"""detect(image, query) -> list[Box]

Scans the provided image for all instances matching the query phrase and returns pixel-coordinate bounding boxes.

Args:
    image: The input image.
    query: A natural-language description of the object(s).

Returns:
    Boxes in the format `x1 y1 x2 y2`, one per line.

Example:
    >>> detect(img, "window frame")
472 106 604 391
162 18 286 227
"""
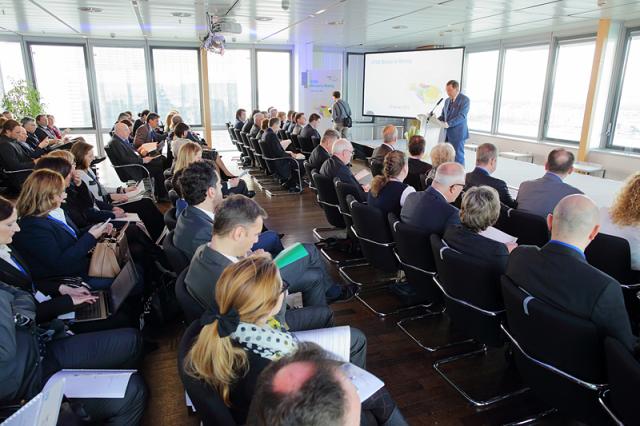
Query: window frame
255 48 294 113
605 27 640 153
541 35 597 145
462 48 500 133
26 41 97 130
149 46 203 127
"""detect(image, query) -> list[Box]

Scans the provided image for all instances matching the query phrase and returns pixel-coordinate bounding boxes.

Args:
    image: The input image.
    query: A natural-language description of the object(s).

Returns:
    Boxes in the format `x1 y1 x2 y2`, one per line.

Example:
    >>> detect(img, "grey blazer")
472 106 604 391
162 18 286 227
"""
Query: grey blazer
516 173 583 217
184 243 231 310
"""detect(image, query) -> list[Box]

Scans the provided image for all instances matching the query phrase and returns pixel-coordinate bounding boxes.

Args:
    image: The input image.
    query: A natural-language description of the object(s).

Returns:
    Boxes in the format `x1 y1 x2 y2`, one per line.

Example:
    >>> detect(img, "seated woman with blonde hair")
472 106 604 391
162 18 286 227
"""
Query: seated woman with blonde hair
600 172 640 271
425 142 456 184
184 255 407 426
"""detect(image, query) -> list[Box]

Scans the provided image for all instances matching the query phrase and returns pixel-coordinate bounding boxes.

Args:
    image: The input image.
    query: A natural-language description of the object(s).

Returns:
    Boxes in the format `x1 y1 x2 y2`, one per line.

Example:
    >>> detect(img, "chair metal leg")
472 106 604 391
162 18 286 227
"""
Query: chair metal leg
502 408 558 426
598 390 623 426
397 307 476 352
155 226 169 245
313 227 346 241
433 345 530 407
340 262 430 317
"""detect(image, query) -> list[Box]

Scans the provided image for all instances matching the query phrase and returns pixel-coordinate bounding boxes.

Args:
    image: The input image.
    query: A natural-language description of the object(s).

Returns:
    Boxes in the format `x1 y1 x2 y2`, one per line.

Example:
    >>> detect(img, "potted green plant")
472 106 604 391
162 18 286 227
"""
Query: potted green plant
1 80 46 120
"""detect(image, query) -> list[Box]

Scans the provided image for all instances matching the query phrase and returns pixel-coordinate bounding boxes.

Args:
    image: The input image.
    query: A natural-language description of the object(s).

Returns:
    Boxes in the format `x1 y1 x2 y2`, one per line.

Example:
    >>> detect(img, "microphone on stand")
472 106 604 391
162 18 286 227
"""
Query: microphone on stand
428 98 444 118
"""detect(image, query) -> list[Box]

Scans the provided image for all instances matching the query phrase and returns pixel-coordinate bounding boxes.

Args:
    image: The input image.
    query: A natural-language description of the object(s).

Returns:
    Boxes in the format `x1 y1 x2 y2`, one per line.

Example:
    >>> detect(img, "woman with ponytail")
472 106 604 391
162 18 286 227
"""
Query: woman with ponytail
184 254 408 426
367 151 415 217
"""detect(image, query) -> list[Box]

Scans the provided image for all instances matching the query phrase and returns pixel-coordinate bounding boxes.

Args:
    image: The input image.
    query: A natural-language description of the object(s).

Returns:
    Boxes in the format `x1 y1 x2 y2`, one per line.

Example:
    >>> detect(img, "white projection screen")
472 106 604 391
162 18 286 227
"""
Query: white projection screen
363 48 464 119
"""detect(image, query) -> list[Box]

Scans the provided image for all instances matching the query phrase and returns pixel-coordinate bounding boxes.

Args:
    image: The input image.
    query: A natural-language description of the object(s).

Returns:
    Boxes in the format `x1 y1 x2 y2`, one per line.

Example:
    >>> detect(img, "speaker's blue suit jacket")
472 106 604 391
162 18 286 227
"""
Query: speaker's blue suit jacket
438 93 470 143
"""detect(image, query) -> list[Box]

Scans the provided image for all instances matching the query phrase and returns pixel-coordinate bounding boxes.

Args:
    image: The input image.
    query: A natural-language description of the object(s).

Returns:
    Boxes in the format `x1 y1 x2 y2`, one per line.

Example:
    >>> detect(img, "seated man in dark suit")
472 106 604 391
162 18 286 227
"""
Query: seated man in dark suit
319 138 368 201
173 160 283 259
465 142 516 208
516 148 583 217
370 124 398 176
400 162 465 235
249 112 265 139
234 108 246 130
262 117 303 191
444 186 517 272
308 129 339 173
404 135 432 191
108 122 168 200
34 114 59 143
505 194 637 351
241 109 259 134
291 112 306 136
300 113 322 140
133 112 166 152
21 117 54 153
185 195 359 324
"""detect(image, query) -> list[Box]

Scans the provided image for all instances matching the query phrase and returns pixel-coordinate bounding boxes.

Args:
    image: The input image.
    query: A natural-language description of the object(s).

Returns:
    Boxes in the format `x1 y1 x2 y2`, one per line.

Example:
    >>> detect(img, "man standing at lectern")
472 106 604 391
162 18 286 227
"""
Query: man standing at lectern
438 80 469 166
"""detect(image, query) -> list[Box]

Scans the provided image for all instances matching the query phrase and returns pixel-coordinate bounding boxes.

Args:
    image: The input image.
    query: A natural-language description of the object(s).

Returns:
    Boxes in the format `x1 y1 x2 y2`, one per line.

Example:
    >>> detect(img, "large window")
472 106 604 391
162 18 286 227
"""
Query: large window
0 41 26 97
152 48 201 126
545 39 595 142
464 50 499 132
611 34 640 150
30 44 93 128
256 51 291 111
208 49 252 126
498 44 549 138
93 47 149 128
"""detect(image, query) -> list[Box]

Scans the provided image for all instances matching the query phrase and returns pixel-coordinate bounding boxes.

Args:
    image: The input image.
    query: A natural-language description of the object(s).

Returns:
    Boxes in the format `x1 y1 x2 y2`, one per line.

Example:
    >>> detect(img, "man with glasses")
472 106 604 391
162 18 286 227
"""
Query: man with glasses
319 138 368 201
400 162 465 235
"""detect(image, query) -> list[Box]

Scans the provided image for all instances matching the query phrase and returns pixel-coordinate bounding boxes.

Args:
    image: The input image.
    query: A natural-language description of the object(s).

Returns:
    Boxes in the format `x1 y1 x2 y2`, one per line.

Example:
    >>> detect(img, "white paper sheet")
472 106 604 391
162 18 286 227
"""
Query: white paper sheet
354 169 372 185
341 363 385 402
479 226 518 244
43 369 135 398
293 153 306 160
57 311 75 320
3 378 64 426
280 139 292 150
293 326 350 362
112 213 141 223
34 291 51 303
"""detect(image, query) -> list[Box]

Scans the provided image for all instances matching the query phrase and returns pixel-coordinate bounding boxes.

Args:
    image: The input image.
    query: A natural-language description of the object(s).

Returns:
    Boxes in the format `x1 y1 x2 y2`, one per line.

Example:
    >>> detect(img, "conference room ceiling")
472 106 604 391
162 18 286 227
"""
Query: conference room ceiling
0 0 639 49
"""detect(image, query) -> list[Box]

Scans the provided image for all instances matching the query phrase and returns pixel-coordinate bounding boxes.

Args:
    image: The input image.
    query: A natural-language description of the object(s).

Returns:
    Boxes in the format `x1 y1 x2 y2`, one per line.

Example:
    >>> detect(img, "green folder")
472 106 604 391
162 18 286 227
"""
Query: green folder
274 243 309 269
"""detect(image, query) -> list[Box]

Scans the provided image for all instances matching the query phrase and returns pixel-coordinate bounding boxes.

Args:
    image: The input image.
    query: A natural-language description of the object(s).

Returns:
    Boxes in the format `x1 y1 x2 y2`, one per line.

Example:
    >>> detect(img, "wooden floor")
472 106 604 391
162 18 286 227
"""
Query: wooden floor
139 159 574 426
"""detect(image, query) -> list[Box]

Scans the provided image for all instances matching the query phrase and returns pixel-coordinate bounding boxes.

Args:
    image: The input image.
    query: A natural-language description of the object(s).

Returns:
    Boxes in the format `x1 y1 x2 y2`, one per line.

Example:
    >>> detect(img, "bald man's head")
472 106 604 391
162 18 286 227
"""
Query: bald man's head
114 122 131 140
548 194 600 249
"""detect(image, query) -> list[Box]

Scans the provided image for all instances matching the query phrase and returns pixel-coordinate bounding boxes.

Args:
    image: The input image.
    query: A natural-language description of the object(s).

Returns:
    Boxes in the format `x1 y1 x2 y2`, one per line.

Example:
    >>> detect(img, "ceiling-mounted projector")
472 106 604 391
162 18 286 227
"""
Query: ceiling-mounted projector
202 13 242 55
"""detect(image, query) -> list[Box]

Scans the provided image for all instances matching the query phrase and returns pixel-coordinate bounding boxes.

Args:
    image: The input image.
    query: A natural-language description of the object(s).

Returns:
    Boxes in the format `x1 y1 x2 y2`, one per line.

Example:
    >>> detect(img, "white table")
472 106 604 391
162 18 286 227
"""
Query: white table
352 139 622 208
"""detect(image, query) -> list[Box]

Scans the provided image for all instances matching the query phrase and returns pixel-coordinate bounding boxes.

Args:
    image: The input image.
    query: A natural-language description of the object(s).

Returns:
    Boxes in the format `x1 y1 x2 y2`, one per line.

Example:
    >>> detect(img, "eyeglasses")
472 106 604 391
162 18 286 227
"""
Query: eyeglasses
449 183 465 191
280 280 290 294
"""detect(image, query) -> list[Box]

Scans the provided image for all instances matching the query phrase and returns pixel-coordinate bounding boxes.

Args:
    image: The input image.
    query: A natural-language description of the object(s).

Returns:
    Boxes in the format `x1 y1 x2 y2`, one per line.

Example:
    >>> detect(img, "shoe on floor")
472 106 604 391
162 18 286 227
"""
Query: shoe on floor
327 284 359 304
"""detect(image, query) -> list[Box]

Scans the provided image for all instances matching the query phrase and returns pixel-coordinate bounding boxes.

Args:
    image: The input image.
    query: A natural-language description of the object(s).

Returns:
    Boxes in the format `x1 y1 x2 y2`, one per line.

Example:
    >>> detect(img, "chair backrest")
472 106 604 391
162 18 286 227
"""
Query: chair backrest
349 195 398 273
585 233 636 285
162 230 190 274
104 145 134 182
257 140 278 176
501 275 607 423
495 208 550 247
289 133 300 150
164 207 178 231
175 269 206 324
177 320 237 426
430 235 504 346
404 172 426 192
389 214 442 304
604 337 640 425
335 180 361 231
297 135 315 155
312 172 345 228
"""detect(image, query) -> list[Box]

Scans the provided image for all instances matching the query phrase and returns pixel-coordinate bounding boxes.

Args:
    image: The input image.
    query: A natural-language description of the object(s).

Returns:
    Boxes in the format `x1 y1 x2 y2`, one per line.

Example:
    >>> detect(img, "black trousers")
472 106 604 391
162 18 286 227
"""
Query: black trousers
144 157 168 198
42 327 146 426
119 197 165 241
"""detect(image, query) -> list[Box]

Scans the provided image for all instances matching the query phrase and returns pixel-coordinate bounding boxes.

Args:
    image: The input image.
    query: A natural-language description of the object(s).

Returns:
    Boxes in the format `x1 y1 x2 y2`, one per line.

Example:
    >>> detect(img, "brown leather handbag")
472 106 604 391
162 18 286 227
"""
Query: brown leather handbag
88 223 130 278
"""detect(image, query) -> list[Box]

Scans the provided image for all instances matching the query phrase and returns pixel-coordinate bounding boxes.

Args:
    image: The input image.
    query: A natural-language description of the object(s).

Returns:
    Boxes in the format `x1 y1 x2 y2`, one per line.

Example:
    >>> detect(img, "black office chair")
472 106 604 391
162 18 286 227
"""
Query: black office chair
585 233 640 332
334 179 362 239
599 337 640 425
175 269 205 324
177 320 237 426
389 214 456 352
239 132 256 167
297 135 315 157
289 133 301 151
258 140 303 197
164 207 178 231
430 235 528 406
104 144 151 184
162 230 190 274
311 171 346 239
501 276 609 424
341 196 426 317
494 208 550 247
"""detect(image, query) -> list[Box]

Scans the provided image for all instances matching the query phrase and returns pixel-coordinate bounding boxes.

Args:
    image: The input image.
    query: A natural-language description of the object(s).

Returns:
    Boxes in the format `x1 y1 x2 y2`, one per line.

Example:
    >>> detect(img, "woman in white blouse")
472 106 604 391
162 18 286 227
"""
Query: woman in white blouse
600 172 640 271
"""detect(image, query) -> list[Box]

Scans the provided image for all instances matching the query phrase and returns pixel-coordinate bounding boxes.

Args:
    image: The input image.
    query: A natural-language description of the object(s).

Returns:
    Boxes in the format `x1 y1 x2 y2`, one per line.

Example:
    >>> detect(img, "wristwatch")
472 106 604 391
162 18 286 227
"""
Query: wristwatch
14 312 32 328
